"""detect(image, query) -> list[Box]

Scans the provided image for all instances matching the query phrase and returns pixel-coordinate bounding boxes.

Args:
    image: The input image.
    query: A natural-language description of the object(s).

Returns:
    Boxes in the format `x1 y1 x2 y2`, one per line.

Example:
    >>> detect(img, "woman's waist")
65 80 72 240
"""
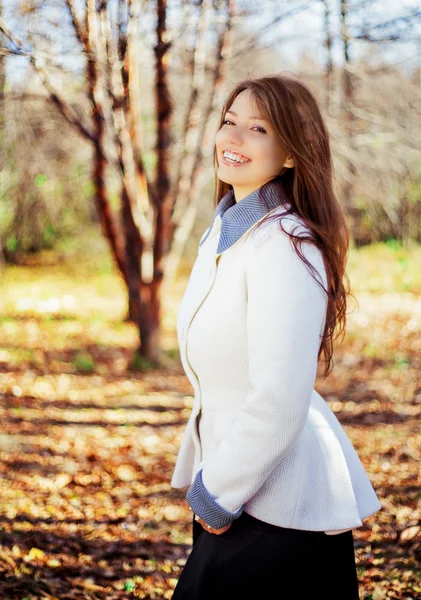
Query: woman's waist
196 390 323 425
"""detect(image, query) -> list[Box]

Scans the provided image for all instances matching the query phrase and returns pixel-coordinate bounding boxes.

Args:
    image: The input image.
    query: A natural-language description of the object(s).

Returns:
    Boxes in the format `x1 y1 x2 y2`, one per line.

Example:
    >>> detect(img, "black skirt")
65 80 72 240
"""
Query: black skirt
171 511 360 600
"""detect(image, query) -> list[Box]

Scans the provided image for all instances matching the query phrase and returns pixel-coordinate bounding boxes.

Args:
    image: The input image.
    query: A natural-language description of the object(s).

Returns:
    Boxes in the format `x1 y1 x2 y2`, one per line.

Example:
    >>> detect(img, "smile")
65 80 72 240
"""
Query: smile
222 150 251 166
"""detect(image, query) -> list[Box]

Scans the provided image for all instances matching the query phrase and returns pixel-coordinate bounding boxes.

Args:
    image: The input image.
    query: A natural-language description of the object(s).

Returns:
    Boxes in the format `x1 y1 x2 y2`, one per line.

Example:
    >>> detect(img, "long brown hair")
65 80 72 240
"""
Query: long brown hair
213 73 354 379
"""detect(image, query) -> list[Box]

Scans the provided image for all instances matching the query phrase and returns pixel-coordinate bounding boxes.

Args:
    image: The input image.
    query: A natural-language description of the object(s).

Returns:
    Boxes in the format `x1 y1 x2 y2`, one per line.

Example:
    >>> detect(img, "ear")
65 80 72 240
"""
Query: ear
283 155 295 168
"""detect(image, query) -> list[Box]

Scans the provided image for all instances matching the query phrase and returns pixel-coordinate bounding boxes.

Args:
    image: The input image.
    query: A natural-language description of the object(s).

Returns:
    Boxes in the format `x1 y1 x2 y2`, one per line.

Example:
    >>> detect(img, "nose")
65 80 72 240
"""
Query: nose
225 127 244 146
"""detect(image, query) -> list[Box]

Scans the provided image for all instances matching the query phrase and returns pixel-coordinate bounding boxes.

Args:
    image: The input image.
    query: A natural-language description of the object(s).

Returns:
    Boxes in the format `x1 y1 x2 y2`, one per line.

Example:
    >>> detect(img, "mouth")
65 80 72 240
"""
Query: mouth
221 149 251 166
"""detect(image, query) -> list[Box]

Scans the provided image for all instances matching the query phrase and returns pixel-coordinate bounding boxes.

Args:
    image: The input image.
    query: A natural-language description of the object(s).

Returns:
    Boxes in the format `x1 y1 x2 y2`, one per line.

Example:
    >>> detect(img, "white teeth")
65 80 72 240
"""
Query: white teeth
223 150 249 164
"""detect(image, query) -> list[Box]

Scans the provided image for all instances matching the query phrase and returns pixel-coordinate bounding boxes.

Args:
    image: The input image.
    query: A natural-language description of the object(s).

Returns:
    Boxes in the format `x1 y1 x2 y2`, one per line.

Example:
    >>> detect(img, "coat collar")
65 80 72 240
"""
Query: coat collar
200 177 290 254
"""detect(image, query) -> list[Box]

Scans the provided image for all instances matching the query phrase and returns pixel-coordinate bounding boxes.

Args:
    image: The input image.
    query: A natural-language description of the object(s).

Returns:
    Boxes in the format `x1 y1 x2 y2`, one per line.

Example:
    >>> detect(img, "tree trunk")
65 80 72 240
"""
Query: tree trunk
0 0 5 267
150 0 173 361
340 0 357 235
85 0 129 281
321 0 333 111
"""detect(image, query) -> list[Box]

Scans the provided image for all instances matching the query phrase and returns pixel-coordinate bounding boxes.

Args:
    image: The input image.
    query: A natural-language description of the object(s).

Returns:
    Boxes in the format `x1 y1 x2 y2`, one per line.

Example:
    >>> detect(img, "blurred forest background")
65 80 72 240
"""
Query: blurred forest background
0 0 421 598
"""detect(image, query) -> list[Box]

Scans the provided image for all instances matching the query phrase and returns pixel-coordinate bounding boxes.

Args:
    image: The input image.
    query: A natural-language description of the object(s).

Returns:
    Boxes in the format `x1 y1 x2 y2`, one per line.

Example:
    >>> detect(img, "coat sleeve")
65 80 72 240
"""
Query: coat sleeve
186 223 328 528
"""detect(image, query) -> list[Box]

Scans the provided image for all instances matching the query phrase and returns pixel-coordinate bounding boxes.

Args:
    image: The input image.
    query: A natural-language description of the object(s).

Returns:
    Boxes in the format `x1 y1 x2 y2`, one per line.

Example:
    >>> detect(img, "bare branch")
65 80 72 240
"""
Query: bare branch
30 55 96 143
229 0 313 61
65 0 88 48
0 16 95 143
0 15 24 48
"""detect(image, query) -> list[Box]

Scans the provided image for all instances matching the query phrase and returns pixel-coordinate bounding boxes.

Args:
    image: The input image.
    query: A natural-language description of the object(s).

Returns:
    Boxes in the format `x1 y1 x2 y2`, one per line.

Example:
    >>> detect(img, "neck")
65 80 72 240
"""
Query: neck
232 177 279 203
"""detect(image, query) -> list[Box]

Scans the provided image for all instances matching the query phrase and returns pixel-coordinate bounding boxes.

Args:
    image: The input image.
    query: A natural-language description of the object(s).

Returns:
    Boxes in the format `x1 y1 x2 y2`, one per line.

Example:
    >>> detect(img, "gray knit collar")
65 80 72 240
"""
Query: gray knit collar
200 177 289 253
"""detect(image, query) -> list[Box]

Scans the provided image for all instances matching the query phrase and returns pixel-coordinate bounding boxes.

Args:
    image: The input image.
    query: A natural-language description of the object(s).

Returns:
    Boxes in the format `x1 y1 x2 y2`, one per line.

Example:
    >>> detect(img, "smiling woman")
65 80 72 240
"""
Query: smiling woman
170 73 381 600
215 90 294 202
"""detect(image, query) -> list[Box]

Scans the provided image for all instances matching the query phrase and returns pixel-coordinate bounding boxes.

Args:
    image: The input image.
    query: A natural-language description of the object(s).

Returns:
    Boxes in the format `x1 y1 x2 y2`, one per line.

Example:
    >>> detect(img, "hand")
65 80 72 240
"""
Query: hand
194 514 232 535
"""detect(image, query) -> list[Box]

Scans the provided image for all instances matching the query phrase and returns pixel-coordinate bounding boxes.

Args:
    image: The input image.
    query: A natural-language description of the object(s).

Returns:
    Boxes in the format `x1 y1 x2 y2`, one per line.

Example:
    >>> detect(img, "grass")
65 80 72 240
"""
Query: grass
347 239 421 295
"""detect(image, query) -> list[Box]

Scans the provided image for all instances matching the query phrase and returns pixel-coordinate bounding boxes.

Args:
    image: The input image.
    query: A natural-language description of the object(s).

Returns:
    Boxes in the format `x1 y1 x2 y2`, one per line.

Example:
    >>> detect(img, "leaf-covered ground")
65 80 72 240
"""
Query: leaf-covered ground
0 237 420 599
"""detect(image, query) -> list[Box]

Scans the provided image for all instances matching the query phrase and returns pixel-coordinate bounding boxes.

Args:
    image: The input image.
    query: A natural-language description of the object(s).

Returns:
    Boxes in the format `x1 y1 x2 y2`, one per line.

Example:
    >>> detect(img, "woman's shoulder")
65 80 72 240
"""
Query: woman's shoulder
245 205 327 286
246 204 315 252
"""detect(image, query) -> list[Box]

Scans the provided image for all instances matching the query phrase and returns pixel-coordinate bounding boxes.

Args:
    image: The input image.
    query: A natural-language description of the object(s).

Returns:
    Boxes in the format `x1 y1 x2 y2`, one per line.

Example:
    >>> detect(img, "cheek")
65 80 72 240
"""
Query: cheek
254 141 277 163
263 143 286 168
274 142 288 164
215 129 225 150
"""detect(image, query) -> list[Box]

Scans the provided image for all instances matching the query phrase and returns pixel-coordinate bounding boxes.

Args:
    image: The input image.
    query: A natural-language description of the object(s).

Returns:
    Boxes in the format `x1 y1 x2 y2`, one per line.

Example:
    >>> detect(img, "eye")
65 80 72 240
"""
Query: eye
222 119 266 134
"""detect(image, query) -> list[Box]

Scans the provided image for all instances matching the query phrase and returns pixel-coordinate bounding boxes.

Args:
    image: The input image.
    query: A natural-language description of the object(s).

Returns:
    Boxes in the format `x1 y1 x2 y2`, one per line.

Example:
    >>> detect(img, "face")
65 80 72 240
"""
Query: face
215 89 293 202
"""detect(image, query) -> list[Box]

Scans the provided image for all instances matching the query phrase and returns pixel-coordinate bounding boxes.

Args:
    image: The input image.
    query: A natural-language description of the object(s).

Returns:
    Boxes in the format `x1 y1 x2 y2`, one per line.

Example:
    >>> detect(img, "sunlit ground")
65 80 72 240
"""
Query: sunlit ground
0 230 420 599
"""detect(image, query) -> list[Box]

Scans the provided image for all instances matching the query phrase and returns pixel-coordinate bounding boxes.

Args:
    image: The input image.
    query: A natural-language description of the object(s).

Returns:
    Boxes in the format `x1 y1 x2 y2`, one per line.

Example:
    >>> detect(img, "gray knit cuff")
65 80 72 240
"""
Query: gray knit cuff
186 469 244 529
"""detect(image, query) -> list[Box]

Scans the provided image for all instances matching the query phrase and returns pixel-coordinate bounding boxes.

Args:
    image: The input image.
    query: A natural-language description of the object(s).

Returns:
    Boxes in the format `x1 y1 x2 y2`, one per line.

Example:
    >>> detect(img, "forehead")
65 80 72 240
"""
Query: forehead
227 90 267 120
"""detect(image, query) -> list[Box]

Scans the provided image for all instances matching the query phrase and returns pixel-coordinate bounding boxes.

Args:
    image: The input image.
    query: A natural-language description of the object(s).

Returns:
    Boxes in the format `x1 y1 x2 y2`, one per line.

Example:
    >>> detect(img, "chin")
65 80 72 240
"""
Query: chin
216 168 234 185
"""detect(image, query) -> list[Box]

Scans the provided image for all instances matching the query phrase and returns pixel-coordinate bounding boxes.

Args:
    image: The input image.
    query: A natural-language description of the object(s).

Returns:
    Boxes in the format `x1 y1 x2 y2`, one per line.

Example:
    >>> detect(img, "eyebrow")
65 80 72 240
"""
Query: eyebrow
226 109 267 121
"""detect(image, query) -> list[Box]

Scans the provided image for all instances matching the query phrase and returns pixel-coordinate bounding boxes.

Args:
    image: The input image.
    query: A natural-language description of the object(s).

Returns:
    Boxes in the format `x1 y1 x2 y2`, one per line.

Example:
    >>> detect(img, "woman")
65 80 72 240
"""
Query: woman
170 74 382 599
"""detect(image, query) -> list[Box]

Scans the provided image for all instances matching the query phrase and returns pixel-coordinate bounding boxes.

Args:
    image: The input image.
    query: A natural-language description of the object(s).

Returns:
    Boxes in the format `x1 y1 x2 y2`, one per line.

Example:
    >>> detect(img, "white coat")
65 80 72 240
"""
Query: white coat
171 178 382 532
